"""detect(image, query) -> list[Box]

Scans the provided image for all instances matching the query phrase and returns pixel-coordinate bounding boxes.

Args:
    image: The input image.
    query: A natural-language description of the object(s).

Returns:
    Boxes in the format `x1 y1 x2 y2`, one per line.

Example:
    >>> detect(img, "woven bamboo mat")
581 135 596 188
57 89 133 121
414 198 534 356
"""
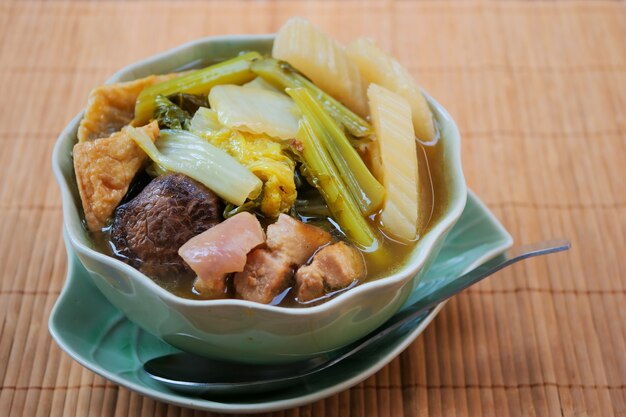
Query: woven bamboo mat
0 0 625 416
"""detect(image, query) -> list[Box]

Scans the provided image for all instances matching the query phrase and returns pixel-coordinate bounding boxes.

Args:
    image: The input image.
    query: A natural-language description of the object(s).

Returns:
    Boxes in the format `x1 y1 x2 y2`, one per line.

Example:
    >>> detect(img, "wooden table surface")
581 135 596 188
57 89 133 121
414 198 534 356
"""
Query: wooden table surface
0 1 624 416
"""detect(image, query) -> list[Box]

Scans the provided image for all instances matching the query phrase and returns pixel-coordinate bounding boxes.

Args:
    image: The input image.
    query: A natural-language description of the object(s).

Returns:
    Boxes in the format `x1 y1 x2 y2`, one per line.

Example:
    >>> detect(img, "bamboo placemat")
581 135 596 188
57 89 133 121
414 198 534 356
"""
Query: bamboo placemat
0 0 624 416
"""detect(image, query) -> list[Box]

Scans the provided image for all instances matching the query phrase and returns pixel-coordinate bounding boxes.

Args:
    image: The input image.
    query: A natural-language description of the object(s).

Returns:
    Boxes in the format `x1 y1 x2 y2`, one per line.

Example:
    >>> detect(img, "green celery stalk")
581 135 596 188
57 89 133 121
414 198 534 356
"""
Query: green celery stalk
134 52 261 126
296 117 378 250
251 58 373 138
287 88 385 215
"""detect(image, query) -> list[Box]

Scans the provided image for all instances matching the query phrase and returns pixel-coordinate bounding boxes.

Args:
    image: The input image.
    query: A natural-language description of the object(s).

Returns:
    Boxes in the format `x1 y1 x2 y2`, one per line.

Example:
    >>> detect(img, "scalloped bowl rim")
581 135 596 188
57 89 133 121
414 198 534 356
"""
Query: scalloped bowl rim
52 33 467 317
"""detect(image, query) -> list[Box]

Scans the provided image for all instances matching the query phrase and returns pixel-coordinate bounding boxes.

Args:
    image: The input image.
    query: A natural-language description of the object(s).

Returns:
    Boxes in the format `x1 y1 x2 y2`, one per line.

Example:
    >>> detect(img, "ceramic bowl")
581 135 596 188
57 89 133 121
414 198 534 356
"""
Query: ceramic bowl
52 34 467 364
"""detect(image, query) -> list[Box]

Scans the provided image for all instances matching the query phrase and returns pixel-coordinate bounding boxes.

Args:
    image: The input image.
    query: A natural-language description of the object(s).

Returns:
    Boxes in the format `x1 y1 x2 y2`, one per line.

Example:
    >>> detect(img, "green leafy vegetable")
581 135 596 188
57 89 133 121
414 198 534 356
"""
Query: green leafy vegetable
153 95 190 130
286 87 384 216
223 199 262 219
125 126 262 206
168 93 208 115
134 52 261 125
251 58 373 138
289 189 343 237
287 88 379 250
291 188 331 219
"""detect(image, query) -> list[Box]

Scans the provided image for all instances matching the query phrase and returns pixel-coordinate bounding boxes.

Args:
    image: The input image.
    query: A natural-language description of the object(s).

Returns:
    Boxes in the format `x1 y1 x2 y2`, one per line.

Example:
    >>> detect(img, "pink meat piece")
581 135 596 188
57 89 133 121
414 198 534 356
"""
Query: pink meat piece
234 215 334 304
266 214 332 266
295 241 366 302
178 212 265 298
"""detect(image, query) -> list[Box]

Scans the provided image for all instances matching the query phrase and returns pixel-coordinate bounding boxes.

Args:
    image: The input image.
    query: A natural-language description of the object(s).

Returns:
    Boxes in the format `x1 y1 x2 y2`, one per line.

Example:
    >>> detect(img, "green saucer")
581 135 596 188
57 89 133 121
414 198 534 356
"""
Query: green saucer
49 191 512 414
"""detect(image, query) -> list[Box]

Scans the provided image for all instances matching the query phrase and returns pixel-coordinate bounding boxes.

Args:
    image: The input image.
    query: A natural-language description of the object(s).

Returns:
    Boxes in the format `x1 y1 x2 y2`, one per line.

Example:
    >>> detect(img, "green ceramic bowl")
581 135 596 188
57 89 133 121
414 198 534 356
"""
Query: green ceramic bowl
52 35 467 364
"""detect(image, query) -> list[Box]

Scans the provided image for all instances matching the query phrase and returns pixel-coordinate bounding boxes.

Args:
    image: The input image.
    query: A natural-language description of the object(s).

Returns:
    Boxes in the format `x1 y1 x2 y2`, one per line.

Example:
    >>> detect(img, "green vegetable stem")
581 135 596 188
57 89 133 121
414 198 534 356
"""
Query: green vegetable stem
287 88 380 250
251 58 373 138
134 52 261 125
287 87 384 216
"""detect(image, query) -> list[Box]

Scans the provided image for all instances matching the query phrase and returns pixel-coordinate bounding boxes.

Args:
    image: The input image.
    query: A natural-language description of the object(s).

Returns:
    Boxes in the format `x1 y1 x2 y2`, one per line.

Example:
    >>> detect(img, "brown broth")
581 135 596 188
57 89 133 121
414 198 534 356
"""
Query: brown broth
270 136 447 307
351 138 447 282
89 57 448 307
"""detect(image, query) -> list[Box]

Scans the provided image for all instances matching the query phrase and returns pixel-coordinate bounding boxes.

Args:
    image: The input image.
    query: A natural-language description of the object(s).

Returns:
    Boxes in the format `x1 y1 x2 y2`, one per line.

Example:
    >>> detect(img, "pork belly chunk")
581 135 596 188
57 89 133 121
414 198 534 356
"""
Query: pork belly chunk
233 249 294 304
234 215 333 304
266 214 332 266
295 242 366 302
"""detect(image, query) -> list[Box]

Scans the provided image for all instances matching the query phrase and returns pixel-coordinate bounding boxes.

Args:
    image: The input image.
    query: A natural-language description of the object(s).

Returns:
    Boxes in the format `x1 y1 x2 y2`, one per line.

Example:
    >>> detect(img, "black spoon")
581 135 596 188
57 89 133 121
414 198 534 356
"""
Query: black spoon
144 239 570 396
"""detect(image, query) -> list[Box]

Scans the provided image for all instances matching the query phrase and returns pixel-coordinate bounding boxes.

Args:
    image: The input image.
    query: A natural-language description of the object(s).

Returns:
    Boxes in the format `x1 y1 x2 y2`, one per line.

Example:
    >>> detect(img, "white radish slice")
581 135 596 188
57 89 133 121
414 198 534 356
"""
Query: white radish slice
347 37 435 142
368 84 419 241
272 17 369 117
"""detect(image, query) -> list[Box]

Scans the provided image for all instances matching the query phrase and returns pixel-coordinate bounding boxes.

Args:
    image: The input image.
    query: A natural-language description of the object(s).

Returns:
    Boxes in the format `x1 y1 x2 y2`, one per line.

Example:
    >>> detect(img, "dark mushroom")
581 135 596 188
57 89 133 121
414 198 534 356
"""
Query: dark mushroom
110 173 222 279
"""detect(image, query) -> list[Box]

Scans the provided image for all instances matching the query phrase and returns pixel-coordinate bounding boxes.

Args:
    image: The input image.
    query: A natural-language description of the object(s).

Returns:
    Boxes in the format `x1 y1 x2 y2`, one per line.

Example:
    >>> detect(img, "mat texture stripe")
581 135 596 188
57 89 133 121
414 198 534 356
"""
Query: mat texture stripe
0 1 624 416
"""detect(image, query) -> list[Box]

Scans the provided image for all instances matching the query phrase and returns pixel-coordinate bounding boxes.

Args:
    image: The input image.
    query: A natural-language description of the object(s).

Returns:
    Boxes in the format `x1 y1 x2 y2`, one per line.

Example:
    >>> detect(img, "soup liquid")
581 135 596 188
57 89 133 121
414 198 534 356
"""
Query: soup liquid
280 137 447 307
95 134 447 306
91 61 448 306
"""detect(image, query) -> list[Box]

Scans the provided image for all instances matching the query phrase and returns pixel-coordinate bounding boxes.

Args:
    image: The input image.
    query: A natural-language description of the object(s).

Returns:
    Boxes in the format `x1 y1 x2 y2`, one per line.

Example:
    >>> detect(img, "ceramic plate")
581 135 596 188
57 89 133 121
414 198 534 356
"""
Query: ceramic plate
49 191 512 414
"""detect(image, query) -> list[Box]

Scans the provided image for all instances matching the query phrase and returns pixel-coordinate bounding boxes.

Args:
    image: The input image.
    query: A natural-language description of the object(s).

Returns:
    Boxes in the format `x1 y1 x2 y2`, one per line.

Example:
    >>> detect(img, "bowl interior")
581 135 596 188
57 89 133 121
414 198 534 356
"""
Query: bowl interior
53 35 467 312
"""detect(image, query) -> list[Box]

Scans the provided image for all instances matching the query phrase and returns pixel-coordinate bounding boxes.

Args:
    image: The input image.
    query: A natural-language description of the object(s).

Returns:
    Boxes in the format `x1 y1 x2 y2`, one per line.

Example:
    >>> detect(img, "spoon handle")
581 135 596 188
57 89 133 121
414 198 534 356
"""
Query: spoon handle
320 239 571 371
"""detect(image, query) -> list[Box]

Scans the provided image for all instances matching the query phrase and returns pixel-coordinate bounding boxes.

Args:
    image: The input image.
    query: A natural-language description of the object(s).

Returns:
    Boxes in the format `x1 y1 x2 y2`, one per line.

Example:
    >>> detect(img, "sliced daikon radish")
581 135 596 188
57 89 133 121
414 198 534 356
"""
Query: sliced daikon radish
272 17 369 117
368 84 419 241
347 38 435 141
208 84 300 140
